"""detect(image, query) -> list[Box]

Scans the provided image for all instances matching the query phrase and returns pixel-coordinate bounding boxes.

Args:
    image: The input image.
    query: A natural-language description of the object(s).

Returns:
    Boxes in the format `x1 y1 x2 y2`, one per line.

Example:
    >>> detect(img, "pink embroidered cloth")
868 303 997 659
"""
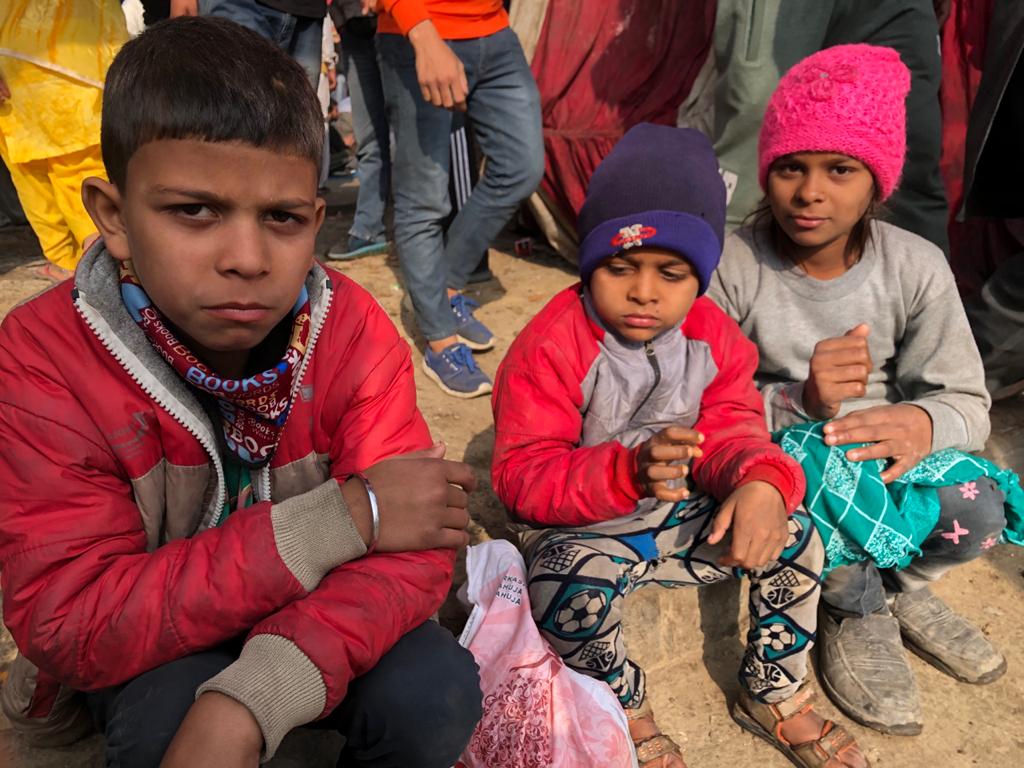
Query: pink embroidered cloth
455 540 636 768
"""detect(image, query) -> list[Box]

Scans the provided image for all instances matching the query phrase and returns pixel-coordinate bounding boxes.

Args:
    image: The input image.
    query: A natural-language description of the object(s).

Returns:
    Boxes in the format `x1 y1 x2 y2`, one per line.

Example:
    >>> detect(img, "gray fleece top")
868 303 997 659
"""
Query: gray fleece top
707 220 991 452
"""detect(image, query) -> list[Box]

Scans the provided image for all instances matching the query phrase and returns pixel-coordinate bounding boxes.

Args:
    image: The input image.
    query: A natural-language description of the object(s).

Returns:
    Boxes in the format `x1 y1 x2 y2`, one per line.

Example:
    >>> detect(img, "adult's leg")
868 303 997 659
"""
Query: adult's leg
2 154 77 272
885 477 1007 683
86 647 237 768
342 27 390 244
282 15 325 91
375 33 456 343
46 145 107 264
965 252 1024 399
443 28 544 291
199 0 319 88
325 621 481 768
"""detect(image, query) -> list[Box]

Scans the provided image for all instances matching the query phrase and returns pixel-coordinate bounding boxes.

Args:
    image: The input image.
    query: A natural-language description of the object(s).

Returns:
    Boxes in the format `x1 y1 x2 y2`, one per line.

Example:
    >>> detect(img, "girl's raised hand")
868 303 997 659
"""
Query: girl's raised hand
802 324 872 420
823 403 933 482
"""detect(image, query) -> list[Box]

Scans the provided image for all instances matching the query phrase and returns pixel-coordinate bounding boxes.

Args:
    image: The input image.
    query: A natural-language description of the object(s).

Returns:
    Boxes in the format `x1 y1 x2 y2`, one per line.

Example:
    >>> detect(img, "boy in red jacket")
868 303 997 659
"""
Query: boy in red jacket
0 17 480 768
491 125 867 768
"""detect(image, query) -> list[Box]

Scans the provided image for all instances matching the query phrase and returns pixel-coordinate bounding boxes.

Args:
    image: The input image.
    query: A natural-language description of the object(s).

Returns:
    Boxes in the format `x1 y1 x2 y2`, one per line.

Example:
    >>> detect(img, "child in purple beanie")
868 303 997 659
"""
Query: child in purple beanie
492 124 867 768
710 43 1011 739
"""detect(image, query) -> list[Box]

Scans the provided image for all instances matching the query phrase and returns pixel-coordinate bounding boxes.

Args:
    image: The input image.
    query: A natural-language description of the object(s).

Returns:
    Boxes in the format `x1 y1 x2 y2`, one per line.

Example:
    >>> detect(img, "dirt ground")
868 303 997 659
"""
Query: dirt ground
0 195 1023 767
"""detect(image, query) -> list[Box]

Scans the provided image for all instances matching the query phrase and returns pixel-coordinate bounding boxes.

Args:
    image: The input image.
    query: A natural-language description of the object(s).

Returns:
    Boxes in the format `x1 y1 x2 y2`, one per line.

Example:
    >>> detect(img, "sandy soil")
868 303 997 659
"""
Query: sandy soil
0 204 1022 767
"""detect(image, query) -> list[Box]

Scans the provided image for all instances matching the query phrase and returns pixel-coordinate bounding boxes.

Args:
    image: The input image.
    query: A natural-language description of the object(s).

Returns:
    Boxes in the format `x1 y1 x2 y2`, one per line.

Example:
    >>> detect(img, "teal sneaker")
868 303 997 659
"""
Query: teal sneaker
326 236 389 261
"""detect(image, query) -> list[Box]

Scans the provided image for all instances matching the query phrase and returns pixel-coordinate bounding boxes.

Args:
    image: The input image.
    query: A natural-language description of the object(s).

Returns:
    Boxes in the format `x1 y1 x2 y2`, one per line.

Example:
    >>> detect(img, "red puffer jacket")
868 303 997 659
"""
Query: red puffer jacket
0 246 451 754
492 285 805 527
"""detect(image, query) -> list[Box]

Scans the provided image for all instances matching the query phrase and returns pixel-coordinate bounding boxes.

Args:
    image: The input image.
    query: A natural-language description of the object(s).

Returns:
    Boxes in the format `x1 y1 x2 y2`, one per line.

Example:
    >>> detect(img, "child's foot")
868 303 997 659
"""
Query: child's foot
422 342 492 398
450 293 495 351
624 701 686 767
818 611 923 735
889 587 1006 684
732 687 868 768
325 235 389 261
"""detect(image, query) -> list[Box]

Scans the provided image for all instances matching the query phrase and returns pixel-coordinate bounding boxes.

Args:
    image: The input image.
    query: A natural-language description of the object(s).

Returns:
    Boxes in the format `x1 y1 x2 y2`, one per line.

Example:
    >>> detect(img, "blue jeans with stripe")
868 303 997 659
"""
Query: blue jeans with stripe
376 28 543 341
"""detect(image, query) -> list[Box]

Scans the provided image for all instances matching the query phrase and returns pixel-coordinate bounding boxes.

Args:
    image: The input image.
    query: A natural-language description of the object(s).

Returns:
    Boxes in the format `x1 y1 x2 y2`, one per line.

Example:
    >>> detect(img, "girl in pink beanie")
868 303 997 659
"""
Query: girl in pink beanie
711 42 1013 748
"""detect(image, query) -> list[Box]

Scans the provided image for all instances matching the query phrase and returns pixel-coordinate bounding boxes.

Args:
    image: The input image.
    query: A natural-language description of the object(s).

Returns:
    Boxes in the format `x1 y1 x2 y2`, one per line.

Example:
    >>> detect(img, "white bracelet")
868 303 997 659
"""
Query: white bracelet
354 473 380 554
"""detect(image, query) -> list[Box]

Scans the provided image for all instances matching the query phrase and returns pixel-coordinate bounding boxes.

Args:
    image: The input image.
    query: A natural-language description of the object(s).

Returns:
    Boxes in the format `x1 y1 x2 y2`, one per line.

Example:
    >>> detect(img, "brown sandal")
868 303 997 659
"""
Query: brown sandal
731 687 868 768
625 700 687 768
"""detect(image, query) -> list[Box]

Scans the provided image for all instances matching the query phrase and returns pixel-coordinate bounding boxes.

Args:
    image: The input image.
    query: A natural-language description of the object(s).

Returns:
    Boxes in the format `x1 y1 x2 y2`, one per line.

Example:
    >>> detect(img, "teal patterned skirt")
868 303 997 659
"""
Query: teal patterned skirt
774 422 1024 573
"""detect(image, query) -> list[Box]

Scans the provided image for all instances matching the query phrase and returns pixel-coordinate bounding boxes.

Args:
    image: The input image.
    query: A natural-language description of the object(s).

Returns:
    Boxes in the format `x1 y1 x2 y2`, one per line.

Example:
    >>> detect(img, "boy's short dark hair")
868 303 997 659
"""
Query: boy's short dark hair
102 16 323 188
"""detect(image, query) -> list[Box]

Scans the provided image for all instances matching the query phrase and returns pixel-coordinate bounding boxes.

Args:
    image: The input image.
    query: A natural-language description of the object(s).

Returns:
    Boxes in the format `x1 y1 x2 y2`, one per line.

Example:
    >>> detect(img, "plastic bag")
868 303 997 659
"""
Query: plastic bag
455 540 636 768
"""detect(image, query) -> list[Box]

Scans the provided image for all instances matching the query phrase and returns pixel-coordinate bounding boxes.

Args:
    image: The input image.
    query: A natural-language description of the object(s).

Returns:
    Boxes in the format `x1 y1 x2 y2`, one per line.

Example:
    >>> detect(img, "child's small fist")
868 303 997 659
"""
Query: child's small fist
636 426 704 502
803 324 872 420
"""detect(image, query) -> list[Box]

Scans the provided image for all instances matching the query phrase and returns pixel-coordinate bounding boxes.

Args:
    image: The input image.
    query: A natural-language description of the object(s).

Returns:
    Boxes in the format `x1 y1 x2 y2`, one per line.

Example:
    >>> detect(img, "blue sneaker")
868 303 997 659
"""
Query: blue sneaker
450 293 495 351
325 236 389 261
422 342 493 398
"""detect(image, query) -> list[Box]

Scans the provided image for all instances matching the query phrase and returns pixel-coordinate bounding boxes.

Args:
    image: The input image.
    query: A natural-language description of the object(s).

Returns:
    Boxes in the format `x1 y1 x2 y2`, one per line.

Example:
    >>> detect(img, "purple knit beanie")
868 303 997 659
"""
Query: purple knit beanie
759 44 911 201
577 124 726 295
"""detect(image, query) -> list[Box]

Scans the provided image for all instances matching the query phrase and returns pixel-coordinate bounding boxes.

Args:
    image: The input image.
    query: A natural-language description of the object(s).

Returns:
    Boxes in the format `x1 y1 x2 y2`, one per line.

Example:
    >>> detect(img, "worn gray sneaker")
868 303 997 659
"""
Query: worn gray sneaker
890 587 1007 684
818 611 924 735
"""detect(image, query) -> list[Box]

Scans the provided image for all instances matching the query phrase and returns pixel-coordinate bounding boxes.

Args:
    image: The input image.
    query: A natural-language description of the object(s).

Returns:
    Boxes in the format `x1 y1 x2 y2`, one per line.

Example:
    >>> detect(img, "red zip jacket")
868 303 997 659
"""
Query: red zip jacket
0 245 452 756
492 285 804 527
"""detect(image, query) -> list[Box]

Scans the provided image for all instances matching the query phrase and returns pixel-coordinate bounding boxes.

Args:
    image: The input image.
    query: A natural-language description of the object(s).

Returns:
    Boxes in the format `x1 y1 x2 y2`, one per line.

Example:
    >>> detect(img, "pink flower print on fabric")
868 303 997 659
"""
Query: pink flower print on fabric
959 481 980 500
803 62 859 101
941 520 970 545
981 536 998 551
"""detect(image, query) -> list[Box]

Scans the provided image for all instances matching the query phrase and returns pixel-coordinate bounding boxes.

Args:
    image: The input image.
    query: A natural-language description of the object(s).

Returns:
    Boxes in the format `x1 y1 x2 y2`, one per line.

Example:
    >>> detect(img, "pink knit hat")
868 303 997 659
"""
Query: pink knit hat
758 44 911 201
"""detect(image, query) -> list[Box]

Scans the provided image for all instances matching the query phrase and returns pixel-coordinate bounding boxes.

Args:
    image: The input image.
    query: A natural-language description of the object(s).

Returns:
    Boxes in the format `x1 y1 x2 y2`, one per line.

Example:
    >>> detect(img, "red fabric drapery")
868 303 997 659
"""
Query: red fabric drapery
530 0 716 231
939 0 1024 296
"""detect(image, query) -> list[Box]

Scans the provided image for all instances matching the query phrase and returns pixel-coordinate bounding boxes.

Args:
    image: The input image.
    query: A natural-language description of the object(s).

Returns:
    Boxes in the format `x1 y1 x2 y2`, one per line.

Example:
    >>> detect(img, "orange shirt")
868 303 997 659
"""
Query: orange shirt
377 0 508 40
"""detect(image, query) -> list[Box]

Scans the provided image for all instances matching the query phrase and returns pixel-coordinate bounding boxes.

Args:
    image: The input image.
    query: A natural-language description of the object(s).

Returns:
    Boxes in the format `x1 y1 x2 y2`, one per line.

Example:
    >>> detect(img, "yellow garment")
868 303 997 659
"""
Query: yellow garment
0 137 105 271
0 1 126 269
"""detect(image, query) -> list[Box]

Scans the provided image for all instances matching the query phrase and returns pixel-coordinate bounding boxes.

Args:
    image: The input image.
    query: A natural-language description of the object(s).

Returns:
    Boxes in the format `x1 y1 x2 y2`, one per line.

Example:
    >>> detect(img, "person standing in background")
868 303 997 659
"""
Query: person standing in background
0 0 127 282
326 0 392 261
373 0 544 398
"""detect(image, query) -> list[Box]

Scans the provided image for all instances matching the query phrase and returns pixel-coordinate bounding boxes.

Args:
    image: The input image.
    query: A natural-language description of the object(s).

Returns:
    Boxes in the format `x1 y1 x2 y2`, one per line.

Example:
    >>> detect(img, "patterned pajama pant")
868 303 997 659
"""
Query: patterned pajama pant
523 494 824 708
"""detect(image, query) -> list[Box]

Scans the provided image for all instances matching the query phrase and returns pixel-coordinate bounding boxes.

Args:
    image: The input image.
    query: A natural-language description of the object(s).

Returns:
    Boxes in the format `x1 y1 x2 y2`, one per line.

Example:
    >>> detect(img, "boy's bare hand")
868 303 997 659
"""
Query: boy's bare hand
803 324 872 420
160 692 261 768
408 21 468 111
341 442 475 552
636 426 704 502
823 403 933 483
707 481 788 570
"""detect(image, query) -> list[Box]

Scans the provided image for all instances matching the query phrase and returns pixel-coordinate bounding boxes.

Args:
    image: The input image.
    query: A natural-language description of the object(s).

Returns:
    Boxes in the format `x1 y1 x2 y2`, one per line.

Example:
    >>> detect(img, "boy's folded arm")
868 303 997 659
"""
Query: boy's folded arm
492 362 643 526
0 406 367 692
196 547 454 760
687 309 805 512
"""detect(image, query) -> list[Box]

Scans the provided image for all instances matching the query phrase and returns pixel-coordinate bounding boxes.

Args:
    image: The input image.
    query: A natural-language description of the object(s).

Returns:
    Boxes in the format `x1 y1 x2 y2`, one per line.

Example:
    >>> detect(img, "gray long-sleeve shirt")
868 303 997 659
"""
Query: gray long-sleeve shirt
707 221 991 452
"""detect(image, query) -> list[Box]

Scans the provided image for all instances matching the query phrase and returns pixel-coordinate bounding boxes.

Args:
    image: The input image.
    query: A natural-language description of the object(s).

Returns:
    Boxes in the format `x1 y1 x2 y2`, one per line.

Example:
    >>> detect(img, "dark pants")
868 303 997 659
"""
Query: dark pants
822 477 1007 617
86 622 482 768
